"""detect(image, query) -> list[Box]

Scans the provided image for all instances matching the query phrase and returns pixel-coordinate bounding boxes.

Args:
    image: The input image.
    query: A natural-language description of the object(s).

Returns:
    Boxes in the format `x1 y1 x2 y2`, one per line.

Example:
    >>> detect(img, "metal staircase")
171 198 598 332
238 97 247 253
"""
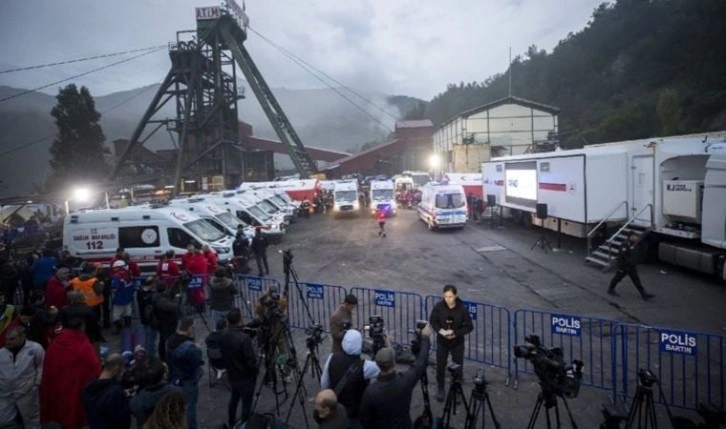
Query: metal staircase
585 203 653 269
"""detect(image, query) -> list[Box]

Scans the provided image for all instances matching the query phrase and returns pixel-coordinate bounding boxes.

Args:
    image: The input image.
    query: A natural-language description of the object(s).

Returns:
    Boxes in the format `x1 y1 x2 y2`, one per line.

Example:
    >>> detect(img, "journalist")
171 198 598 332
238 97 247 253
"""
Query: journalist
329 294 357 354
428 284 473 402
220 308 258 428
359 323 432 429
321 329 381 427
255 285 291 381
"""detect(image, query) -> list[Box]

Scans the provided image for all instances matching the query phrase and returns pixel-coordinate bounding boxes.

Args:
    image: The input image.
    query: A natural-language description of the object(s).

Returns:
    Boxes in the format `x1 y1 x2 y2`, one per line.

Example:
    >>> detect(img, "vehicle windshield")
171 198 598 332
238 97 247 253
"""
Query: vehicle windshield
372 189 393 201
184 219 225 242
217 211 246 228
258 199 278 215
248 205 271 221
203 218 231 235
411 174 429 187
270 195 289 207
335 190 358 202
435 193 465 209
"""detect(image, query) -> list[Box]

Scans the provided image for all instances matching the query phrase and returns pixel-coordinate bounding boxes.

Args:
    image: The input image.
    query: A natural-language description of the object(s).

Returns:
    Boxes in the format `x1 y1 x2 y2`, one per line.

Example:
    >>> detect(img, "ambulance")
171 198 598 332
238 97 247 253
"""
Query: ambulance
167 198 256 240
332 180 360 215
369 180 397 216
62 206 235 270
417 182 468 230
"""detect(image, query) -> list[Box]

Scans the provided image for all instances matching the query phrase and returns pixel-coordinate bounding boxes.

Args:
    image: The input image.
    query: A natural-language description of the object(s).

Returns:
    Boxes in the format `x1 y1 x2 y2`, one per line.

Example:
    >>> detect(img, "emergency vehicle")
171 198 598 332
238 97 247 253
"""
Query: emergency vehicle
62 206 234 271
167 198 255 239
369 180 396 216
418 182 468 230
205 192 286 239
332 180 360 215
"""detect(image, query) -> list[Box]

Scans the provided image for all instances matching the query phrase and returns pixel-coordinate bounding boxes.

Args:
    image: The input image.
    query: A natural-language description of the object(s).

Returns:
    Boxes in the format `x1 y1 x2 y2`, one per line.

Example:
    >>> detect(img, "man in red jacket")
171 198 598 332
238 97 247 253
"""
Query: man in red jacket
40 320 100 428
185 248 208 310
157 250 181 286
202 244 218 274
45 267 70 310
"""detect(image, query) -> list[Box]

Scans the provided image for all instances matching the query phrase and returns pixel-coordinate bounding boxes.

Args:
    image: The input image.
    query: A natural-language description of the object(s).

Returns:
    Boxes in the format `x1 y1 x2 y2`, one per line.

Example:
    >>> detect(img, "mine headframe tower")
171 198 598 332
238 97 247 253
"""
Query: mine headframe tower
110 2 318 194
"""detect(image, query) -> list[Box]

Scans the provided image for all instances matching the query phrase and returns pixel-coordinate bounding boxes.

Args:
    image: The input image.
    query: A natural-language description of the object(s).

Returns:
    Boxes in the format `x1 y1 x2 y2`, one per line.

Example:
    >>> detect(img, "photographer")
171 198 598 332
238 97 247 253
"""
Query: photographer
428 284 473 402
254 285 291 379
219 308 258 428
329 294 357 354
321 329 381 428
359 323 432 429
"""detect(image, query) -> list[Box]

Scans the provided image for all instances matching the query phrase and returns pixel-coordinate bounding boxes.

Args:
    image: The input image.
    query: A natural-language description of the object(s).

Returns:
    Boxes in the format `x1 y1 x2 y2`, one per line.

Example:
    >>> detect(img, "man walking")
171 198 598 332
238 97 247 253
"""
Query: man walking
359 324 432 429
608 232 656 300
219 308 258 428
0 326 44 429
251 228 270 277
376 207 387 238
428 284 473 402
166 317 203 429
329 294 357 354
83 353 132 429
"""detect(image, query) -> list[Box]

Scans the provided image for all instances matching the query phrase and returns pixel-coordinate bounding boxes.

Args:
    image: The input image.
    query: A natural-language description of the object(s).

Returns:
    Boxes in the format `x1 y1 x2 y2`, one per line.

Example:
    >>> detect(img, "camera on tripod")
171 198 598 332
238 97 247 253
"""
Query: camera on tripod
364 315 386 354
411 320 428 354
281 248 293 273
638 368 658 388
473 367 488 389
514 334 584 399
305 324 325 349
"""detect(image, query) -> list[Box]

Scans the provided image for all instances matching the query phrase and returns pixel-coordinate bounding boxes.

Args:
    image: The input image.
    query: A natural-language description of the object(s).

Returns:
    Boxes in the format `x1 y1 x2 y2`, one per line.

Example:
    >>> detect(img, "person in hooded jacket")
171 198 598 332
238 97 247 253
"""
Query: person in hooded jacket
40 319 100 429
30 249 56 293
428 284 473 402
110 260 135 335
83 353 131 429
129 360 185 429
320 329 381 427
208 267 236 325
45 267 70 310
165 317 203 429
0 325 44 429
184 248 208 311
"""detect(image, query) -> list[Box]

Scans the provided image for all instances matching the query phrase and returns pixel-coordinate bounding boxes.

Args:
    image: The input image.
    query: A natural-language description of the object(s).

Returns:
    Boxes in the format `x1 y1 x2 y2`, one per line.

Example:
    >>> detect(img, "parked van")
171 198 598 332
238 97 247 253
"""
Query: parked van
332 180 360 215
235 191 288 225
246 189 296 222
206 192 285 239
168 198 256 239
418 183 468 230
63 206 234 270
369 180 396 216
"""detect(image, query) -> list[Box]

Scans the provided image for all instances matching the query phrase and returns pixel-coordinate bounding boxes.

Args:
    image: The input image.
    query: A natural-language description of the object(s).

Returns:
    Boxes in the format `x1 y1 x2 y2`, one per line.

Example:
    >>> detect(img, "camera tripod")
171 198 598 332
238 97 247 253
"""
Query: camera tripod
531 233 553 252
527 383 578 429
465 379 501 429
285 334 324 425
441 369 471 429
283 249 316 326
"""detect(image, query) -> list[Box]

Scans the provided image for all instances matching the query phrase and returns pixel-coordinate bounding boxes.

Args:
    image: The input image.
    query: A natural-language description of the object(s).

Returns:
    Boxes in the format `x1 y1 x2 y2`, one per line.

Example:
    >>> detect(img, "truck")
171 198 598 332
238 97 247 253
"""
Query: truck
481 132 726 280
332 180 360 215
369 180 397 217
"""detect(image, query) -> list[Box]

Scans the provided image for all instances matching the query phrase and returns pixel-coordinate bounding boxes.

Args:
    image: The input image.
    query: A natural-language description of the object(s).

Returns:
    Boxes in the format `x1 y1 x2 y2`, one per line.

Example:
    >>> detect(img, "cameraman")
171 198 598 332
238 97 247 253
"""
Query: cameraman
428 284 473 402
220 308 258 428
359 323 432 429
329 294 357 354
321 329 381 428
254 285 291 379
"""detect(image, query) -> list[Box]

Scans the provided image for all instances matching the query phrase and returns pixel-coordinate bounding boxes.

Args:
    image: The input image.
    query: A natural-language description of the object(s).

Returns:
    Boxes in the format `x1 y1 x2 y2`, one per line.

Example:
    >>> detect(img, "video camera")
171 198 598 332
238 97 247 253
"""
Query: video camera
637 368 658 388
410 320 428 355
514 335 584 398
365 315 386 355
281 249 293 274
305 324 325 349
260 293 283 321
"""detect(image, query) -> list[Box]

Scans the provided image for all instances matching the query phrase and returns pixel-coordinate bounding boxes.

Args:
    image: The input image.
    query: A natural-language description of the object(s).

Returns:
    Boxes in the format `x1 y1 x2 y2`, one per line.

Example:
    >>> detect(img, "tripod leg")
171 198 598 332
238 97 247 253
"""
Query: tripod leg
484 392 501 429
526 396 544 429
560 397 578 429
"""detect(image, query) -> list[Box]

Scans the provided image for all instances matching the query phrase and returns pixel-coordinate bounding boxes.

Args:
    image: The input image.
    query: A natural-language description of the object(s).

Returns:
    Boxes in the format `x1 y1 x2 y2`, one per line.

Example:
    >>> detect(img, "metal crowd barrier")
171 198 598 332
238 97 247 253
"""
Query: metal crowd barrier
287 282 347 330
425 295 511 375
235 275 282 322
513 308 619 395
614 323 725 410
350 287 425 346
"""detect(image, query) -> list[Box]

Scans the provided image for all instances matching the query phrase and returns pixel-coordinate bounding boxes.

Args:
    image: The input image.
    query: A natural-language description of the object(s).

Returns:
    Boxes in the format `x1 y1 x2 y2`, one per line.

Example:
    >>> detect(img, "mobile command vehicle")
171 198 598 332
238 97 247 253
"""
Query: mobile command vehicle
482 132 726 280
167 198 255 239
444 173 483 199
63 206 234 271
418 183 468 230
332 180 360 215
205 192 285 240
369 180 396 216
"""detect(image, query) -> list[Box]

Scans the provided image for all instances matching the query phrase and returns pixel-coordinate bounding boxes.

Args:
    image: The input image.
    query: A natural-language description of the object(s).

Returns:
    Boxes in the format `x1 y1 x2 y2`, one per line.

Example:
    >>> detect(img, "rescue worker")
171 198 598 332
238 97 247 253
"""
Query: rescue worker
608 232 656 300
156 250 180 287
376 207 387 238
69 264 104 340
110 260 135 335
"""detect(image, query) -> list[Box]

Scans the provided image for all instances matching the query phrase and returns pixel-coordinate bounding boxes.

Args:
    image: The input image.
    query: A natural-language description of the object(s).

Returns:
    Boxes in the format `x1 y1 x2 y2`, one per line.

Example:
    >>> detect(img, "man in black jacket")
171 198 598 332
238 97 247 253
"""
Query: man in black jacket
250 228 269 277
152 282 181 361
83 353 132 429
359 323 432 429
608 232 656 300
219 308 258 428
428 284 473 402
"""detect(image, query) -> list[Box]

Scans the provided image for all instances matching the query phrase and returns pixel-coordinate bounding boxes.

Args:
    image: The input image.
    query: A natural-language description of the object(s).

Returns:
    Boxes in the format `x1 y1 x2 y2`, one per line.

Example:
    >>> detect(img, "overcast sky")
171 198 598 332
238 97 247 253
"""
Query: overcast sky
0 0 604 101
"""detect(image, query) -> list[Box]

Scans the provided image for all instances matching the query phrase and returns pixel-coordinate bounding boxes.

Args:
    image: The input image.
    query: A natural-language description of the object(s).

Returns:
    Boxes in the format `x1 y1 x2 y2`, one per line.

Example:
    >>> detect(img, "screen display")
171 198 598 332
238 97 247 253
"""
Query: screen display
505 169 537 201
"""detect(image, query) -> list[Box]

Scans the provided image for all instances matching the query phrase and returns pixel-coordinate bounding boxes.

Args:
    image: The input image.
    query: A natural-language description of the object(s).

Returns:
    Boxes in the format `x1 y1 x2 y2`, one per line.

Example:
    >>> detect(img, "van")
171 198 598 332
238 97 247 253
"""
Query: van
205 193 285 239
369 180 396 216
63 206 234 270
235 191 288 225
332 180 360 215
167 198 256 240
245 189 296 222
418 183 468 230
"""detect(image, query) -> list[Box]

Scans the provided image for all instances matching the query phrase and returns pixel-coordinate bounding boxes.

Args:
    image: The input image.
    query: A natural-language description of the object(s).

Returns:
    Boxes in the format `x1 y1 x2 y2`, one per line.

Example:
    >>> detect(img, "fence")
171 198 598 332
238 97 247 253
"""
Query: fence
287 282 347 330
350 287 425 346
236 275 282 321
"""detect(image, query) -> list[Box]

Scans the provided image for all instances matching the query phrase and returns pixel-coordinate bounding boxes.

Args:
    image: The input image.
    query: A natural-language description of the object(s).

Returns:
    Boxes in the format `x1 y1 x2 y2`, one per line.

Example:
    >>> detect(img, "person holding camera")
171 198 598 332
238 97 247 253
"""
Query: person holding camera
321 329 381 428
359 323 432 429
428 284 473 402
220 308 258 428
329 294 357 354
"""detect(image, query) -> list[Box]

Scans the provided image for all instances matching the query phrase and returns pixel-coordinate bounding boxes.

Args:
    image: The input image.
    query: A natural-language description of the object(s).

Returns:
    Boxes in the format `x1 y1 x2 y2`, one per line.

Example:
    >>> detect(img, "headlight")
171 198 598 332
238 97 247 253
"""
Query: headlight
391 202 397 210
213 246 230 254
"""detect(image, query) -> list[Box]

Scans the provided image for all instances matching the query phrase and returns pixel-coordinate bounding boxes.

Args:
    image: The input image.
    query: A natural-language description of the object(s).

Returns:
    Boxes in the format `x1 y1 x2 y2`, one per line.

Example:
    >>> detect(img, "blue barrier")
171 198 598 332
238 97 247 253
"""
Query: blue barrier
350 287 425 346
425 295 511 375
615 323 725 410
236 275 282 322
513 308 619 395
287 282 348 330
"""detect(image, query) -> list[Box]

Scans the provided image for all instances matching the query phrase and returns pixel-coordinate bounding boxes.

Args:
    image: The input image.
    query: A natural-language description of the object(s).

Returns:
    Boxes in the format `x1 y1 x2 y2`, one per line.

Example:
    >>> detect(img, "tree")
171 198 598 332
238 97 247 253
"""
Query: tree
656 88 680 136
46 84 109 191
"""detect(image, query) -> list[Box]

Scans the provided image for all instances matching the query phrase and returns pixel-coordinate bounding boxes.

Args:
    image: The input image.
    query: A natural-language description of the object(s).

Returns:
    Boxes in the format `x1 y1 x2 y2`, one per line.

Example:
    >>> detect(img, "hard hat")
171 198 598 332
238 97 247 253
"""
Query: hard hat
112 260 127 268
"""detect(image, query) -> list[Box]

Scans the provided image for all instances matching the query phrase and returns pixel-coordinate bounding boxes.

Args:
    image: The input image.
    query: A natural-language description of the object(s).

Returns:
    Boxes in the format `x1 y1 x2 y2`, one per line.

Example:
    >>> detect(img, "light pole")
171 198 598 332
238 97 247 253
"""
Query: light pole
428 153 442 181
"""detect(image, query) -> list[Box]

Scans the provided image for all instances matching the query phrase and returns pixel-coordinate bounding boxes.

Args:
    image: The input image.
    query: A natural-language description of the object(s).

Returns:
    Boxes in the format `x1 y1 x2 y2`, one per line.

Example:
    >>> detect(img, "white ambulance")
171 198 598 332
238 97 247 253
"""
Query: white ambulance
369 180 397 216
62 206 234 270
418 182 468 230
332 180 360 215
167 198 256 240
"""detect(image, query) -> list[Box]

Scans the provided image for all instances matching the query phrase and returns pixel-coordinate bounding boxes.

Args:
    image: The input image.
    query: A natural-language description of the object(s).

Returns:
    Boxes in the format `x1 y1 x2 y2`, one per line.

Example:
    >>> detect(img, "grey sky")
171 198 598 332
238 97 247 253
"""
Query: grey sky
0 0 604 100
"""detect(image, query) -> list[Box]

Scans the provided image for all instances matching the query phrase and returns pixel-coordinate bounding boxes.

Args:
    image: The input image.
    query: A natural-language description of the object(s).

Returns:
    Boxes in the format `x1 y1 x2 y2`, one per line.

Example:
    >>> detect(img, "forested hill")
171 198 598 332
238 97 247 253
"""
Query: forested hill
420 0 726 148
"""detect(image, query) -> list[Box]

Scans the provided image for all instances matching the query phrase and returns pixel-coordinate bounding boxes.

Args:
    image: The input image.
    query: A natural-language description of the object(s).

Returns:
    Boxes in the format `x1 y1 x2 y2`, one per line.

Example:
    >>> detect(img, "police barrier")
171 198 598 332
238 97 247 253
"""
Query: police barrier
350 287 425 346
615 323 725 410
286 282 348 330
236 275 282 322
513 308 619 395
425 295 511 375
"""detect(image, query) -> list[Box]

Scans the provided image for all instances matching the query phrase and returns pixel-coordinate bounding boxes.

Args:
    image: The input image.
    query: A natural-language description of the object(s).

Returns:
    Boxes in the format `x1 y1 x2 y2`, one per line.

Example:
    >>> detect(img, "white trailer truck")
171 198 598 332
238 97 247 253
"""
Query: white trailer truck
482 132 726 280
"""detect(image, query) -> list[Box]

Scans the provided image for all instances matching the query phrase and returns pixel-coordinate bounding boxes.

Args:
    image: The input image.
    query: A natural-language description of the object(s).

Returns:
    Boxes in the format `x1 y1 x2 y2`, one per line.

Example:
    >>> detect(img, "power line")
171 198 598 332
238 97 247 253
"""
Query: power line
246 26 396 132
0 46 166 105
0 45 166 74
0 82 161 158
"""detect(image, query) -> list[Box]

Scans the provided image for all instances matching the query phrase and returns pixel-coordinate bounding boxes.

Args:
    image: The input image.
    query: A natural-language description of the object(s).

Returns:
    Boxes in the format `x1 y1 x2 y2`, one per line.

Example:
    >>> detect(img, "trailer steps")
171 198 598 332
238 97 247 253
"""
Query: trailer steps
585 225 651 269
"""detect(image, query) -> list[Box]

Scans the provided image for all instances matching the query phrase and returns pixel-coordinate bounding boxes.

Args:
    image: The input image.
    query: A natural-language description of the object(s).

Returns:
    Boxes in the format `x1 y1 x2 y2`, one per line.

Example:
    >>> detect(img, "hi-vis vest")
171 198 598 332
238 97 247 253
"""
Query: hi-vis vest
70 277 104 307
